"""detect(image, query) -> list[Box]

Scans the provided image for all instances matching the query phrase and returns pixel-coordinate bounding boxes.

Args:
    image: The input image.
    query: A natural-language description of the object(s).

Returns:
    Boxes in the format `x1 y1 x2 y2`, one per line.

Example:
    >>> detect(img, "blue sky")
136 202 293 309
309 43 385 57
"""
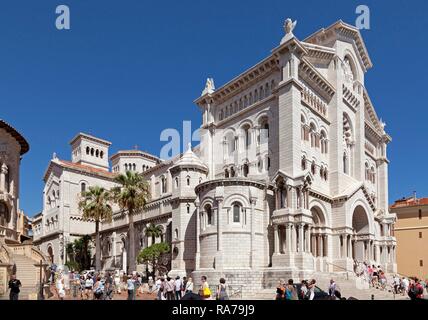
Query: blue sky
0 0 427 216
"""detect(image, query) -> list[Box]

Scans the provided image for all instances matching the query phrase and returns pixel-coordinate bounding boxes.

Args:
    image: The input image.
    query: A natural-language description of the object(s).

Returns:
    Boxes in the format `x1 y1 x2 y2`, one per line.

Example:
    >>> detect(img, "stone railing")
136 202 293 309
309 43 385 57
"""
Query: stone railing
301 86 328 117
7 243 48 263
0 225 19 242
342 84 360 110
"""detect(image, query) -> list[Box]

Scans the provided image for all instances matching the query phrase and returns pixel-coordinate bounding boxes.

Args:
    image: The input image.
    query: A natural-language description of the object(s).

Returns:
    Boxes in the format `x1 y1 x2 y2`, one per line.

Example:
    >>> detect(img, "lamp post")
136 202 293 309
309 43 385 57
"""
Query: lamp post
35 260 48 300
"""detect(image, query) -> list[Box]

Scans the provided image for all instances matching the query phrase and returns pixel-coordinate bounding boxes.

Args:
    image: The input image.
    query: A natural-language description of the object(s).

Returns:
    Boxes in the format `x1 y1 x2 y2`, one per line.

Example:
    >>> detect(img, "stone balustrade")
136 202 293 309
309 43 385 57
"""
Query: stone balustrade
301 86 327 117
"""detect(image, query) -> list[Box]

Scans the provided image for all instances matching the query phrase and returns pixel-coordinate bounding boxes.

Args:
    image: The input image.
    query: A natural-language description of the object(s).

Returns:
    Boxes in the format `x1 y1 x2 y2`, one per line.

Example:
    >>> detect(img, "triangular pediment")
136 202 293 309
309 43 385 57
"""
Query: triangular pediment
304 20 372 72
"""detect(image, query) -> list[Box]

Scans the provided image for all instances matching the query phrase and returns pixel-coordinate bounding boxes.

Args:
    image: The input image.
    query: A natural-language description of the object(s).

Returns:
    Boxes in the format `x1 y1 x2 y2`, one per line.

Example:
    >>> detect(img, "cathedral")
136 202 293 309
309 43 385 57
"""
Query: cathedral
33 19 397 294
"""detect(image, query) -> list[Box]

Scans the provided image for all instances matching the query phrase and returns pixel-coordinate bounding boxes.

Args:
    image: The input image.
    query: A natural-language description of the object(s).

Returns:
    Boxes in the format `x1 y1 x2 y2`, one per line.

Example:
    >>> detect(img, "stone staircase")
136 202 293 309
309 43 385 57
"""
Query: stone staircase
13 254 40 299
0 243 48 300
243 272 408 300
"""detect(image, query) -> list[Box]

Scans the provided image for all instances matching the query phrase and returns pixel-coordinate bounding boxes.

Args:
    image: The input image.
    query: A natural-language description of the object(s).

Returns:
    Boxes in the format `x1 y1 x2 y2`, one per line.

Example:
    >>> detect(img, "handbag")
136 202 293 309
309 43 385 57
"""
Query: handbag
203 287 211 297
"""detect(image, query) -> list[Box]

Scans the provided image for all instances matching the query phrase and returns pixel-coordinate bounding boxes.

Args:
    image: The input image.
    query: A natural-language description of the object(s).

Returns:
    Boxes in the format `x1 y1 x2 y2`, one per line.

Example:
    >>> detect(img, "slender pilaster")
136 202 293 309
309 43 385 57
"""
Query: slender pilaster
298 223 304 253
195 200 200 269
250 197 257 268
273 224 279 254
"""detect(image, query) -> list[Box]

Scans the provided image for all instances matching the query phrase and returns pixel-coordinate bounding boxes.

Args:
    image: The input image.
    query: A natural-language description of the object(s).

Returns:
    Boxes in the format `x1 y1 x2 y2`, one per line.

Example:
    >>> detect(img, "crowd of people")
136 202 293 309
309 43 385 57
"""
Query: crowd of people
355 261 427 300
45 264 230 301
7 261 427 300
275 278 342 300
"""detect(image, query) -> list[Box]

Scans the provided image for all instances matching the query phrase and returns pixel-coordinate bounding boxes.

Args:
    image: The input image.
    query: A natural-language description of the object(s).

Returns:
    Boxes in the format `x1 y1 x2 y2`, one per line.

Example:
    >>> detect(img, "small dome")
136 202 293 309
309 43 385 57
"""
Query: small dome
171 143 208 172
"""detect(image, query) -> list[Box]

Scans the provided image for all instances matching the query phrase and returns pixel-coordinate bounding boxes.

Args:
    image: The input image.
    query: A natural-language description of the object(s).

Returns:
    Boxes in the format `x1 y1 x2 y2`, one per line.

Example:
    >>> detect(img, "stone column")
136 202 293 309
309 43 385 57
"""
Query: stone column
298 223 304 253
273 224 279 254
286 223 292 253
306 226 311 253
250 197 257 268
195 200 201 269
319 235 324 257
347 235 351 258
215 196 224 269
323 234 328 257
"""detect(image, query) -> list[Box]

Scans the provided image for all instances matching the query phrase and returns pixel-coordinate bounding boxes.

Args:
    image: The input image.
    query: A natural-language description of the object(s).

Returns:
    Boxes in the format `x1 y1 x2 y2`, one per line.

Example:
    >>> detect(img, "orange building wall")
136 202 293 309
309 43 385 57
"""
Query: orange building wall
394 208 428 279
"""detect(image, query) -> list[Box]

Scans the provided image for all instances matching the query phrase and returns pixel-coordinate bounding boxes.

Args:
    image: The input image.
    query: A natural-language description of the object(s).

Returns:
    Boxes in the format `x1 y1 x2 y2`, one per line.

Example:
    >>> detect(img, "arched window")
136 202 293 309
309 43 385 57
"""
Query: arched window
371 167 376 183
186 176 190 186
343 153 349 174
320 167 324 179
230 167 235 177
96 149 99 157
86 146 90 155
100 151 104 159
243 163 249 177
259 117 269 144
311 161 316 175
301 156 306 170
161 176 167 194
90 148 94 156
175 177 179 189
243 125 251 148
219 110 224 121
320 130 328 154
227 134 236 154
186 204 190 214
232 203 241 223
132 163 136 171
310 123 316 148
265 83 270 96
225 169 229 178
205 205 213 226
125 164 128 171
260 86 264 99
81 183 86 193
324 168 328 181
254 89 258 101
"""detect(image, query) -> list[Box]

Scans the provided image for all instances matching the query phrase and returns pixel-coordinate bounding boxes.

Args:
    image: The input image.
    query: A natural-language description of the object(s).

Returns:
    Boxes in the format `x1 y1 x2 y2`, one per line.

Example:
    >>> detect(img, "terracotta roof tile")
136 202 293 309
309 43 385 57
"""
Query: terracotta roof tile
59 160 117 179
391 197 428 208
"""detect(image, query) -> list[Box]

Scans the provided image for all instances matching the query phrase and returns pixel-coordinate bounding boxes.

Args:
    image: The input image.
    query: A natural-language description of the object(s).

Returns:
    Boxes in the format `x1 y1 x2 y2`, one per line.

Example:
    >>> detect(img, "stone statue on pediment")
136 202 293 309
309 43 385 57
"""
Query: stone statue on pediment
280 18 297 44
201 78 215 96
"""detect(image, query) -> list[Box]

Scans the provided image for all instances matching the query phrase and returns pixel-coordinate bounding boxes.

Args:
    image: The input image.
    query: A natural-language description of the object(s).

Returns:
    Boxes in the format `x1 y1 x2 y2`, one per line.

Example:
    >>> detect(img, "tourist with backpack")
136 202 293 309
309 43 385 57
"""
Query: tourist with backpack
285 279 298 300
408 278 424 300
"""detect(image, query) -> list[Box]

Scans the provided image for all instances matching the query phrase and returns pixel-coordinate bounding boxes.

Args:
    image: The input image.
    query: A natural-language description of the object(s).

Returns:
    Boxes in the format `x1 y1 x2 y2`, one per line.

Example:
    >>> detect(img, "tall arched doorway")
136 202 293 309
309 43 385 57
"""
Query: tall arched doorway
310 206 327 270
47 246 54 264
352 205 370 262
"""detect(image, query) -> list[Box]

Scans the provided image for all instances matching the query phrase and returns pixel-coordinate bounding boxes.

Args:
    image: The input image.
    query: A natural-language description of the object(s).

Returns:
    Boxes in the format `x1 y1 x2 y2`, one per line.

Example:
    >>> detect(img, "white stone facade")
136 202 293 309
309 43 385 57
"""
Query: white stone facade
34 19 397 292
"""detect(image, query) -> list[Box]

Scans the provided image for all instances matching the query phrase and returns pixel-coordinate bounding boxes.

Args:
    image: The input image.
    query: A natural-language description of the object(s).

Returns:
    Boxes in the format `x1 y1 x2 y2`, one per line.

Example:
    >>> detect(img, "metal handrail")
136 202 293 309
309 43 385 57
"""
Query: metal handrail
324 261 353 280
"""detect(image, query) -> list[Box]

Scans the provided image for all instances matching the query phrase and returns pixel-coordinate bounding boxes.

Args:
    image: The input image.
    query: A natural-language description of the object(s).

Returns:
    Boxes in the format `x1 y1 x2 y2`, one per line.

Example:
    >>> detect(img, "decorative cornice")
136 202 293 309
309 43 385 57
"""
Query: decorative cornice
299 58 335 101
194 56 278 106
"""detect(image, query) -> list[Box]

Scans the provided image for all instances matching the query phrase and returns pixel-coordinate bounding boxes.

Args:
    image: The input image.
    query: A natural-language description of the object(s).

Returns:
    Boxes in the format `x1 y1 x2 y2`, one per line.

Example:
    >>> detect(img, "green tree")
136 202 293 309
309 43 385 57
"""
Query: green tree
145 223 163 245
137 242 170 276
111 171 150 273
66 235 92 272
78 186 113 271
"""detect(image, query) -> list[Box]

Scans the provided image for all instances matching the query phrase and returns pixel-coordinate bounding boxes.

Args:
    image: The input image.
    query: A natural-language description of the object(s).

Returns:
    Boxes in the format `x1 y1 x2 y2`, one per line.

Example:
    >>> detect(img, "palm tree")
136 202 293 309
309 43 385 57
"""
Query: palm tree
145 223 163 245
78 186 113 271
111 171 150 274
